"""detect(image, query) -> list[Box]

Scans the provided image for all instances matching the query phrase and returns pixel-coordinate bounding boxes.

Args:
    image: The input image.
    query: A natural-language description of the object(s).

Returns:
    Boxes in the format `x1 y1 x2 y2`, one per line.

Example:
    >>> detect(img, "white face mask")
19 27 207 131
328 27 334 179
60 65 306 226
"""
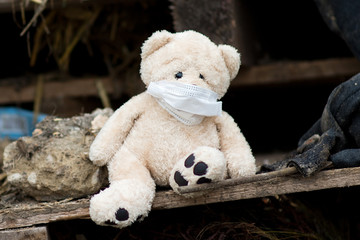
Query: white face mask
146 81 222 125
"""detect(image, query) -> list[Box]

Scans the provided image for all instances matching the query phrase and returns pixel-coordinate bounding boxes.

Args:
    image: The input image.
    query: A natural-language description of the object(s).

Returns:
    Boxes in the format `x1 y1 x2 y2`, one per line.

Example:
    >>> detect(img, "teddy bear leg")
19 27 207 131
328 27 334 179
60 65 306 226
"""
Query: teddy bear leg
89 147 156 228
169 146 227 194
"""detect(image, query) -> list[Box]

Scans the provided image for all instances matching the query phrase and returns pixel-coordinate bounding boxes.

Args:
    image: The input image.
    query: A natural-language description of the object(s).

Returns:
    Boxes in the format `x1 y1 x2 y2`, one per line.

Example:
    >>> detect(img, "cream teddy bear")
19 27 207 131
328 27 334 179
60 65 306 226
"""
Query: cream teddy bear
89 30 256 228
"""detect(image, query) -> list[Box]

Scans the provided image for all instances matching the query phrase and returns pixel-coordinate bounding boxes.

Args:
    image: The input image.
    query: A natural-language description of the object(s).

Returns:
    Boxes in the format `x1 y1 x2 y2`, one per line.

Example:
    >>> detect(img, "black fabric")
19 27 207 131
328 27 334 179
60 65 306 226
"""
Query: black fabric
314 0 360 60
331 149 360 168
261 73 360 176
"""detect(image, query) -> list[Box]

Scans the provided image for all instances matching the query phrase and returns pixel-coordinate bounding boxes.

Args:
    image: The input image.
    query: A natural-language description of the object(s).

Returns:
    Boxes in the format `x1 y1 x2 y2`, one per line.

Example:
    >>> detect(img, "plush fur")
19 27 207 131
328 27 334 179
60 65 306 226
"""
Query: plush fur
89 30 256 228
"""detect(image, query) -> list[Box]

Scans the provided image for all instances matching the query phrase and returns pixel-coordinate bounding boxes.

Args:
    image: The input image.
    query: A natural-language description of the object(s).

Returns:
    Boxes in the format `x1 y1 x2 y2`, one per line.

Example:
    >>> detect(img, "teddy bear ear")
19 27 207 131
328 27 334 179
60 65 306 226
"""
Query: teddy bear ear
141 30 174 60
218 45 241 80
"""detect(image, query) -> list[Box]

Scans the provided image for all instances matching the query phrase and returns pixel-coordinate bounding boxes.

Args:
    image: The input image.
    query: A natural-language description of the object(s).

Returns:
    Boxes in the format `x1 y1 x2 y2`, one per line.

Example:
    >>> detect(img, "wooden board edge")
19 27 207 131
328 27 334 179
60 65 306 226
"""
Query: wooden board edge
232 57 360 87
1 166 360 230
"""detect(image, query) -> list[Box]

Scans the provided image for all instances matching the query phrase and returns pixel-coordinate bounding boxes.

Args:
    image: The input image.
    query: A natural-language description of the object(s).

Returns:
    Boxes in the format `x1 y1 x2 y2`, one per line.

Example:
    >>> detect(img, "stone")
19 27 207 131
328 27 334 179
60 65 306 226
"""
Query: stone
2 108 113 201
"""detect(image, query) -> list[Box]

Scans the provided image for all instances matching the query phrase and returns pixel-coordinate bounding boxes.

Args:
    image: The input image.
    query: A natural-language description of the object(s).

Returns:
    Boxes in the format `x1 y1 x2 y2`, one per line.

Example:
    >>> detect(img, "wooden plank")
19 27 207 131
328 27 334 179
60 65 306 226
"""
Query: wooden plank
0 199 90 230
233 57 360 86
0 77 114 105
153 166 360 209
0 57 357 105
176 166 300 194
1 166 360 230
0 226 49 240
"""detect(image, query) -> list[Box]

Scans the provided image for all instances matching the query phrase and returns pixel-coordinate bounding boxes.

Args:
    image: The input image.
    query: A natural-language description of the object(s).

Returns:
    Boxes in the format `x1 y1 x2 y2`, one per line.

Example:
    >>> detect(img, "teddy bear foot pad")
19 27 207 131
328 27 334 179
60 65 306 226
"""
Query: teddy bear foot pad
170 146 227 194
174 153 213 186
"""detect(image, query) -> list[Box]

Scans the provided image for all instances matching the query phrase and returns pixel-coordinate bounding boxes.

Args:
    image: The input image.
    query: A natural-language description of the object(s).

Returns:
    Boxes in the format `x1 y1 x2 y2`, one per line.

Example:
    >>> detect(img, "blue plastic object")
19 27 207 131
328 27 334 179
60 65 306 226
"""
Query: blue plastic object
0 107 47 139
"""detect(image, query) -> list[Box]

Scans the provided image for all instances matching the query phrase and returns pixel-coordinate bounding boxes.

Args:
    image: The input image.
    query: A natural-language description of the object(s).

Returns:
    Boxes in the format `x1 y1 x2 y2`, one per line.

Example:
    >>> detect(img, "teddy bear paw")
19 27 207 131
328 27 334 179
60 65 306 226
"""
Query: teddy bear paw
169 146 227 194
89 180 154 228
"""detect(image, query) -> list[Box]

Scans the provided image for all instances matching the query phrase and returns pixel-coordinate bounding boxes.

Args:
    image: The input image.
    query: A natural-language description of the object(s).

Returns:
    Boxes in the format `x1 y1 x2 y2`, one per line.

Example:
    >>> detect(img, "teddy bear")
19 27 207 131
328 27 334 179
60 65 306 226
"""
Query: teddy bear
89 30 256 228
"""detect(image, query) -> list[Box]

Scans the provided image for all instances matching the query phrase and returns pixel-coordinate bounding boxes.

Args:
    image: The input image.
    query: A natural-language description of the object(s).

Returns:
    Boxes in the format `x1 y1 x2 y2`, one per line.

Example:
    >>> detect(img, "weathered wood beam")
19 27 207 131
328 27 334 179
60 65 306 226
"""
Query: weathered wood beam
0 226 49 240
1 166 360 230
0 57 358 105
176 166 300 194
0 198 90 231
0 77 114 105
233 57 360 86
153 165 360 209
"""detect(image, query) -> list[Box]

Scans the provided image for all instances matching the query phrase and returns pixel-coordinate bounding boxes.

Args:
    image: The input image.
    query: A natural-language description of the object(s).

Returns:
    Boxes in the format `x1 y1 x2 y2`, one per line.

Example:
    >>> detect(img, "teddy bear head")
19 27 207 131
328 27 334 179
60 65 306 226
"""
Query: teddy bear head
140 30 240 99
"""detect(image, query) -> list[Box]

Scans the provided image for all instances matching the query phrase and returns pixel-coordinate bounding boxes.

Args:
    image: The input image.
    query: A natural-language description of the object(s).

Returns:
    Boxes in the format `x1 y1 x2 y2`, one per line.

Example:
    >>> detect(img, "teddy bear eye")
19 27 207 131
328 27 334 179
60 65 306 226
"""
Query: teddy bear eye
199 74 204 79
175 72 183 79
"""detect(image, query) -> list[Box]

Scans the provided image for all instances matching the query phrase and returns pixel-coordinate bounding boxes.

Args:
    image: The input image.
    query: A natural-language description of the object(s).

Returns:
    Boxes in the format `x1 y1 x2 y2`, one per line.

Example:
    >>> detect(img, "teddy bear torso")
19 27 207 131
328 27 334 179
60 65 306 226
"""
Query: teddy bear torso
122 93 221 186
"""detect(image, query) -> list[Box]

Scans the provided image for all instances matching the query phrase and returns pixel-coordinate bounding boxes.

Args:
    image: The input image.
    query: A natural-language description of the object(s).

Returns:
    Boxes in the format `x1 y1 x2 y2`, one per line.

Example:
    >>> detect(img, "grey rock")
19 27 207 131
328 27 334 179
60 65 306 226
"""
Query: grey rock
2 108 113 201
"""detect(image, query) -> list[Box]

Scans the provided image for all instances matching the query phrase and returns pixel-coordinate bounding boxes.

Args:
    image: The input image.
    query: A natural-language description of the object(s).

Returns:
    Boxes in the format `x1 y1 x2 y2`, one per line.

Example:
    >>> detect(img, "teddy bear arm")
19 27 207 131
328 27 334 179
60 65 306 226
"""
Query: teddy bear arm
89 94 146 166
216 112 256 178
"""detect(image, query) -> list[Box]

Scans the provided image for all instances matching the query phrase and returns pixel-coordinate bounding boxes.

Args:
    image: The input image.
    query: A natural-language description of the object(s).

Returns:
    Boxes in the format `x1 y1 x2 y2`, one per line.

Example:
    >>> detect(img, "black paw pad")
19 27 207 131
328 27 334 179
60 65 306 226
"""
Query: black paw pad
115 208 129 221
104 220 117 226
184 154 195 168
174 171 188 186
193 162 208 176
196 177 212 184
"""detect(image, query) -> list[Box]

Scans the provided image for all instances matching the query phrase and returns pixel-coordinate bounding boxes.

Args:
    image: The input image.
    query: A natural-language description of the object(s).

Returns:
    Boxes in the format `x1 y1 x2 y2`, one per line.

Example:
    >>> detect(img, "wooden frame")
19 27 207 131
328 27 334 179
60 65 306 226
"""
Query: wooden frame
0 226 49 240
233 57 360 86
0 57 358 105
1 166 360 230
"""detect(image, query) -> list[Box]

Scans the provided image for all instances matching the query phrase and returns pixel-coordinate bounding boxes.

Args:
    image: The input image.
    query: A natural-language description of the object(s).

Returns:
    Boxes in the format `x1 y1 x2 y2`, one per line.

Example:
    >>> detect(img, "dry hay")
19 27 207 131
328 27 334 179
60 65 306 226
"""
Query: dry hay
16 0 171 71
10 0 172 99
